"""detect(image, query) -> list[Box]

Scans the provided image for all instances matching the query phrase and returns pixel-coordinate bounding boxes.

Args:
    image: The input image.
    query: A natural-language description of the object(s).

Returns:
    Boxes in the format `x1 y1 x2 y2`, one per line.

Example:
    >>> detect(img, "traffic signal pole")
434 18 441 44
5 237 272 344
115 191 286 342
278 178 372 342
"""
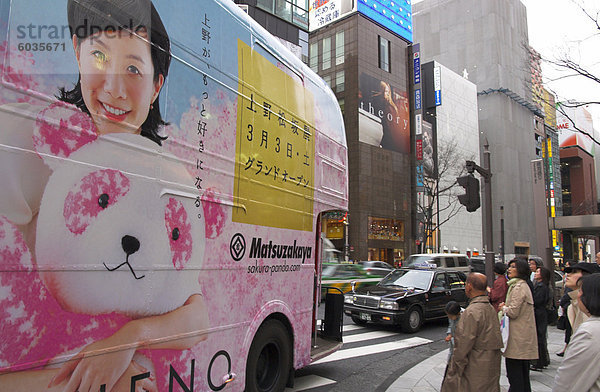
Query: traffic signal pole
464 140 494 286
483 142 494 287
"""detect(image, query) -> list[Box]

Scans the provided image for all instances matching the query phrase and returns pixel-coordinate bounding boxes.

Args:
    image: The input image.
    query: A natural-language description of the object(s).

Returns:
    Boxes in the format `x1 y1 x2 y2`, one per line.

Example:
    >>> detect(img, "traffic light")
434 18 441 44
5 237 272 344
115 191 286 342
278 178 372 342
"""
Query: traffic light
457 175 480 212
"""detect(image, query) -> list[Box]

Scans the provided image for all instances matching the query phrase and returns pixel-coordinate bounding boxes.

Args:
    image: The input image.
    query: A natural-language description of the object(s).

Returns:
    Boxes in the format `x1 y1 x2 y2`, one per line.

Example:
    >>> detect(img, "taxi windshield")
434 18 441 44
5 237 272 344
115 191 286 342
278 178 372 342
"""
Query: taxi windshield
379 269 433 290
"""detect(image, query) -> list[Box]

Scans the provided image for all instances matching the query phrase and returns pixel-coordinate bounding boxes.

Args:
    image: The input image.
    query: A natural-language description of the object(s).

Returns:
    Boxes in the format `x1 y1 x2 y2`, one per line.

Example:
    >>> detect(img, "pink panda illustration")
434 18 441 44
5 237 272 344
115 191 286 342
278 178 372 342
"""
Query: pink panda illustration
0 102 209 391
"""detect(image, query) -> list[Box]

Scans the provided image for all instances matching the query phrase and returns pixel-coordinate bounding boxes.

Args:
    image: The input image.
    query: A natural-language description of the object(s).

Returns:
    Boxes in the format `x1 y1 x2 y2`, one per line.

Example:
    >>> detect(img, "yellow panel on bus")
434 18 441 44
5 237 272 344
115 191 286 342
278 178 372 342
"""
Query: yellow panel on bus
234 40 315 231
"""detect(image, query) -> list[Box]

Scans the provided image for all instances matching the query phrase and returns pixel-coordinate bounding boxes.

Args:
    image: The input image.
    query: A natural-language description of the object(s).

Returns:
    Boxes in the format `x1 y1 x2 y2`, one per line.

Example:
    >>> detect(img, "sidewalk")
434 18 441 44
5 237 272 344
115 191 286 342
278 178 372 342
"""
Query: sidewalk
387 327 565 392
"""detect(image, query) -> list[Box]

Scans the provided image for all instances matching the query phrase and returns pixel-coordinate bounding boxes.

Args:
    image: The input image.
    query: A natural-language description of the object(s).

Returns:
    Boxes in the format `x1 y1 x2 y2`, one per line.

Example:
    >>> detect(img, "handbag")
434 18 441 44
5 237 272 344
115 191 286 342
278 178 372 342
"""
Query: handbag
556 315 567 331
499 313 510 352
546 289 558 325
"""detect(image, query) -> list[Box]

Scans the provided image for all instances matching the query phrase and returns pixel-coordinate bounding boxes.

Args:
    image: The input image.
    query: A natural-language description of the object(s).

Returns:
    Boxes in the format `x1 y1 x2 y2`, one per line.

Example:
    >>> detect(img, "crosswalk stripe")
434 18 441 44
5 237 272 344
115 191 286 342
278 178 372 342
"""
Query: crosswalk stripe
343 330 399 343
341 324 363 332
312 337 433 365
316 321 365 333
284 375 337 391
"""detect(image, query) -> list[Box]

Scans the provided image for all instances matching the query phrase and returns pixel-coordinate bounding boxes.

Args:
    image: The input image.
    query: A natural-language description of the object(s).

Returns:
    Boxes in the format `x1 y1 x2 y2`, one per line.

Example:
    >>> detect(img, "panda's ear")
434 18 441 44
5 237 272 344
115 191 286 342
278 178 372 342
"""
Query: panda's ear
32 101 98 170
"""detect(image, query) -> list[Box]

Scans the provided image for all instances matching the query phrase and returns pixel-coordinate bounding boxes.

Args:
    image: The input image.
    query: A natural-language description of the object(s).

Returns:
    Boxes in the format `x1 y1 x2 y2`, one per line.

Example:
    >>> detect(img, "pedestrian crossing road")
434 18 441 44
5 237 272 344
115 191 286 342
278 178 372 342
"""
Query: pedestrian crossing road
285 322 436 391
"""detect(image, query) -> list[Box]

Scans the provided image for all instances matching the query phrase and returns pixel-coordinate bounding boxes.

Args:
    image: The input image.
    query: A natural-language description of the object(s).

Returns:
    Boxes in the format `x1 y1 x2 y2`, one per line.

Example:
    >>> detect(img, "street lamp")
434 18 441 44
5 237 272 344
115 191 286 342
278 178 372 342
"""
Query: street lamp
343 213 349 262
500 206 505 263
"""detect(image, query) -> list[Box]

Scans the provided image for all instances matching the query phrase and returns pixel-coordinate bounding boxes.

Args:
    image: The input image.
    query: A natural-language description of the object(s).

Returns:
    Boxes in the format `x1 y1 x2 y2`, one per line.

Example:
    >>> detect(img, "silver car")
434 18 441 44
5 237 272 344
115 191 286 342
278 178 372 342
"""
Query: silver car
357 261 394 277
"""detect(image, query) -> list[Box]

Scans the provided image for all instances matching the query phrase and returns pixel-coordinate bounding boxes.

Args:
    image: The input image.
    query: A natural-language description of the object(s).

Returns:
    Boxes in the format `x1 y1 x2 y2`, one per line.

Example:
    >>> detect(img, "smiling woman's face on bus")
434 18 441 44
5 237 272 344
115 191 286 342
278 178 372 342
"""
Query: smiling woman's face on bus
74 29 164 135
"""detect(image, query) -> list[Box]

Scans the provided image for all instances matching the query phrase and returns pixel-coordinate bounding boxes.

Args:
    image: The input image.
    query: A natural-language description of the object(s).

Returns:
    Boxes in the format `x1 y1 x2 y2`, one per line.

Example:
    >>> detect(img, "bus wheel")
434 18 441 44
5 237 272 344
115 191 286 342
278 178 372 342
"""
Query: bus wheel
245 319 292 392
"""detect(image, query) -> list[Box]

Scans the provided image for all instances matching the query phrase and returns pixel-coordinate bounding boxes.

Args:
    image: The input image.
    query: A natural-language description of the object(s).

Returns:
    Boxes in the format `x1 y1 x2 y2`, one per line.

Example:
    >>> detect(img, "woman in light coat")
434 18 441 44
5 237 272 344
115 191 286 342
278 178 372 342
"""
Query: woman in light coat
554 273 600 392
499 258 538 392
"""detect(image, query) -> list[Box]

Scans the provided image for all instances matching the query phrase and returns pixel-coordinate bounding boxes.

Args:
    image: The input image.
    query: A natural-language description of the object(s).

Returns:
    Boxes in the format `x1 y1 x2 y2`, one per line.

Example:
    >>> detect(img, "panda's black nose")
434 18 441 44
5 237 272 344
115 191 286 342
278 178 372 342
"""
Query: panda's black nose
122 235 140 256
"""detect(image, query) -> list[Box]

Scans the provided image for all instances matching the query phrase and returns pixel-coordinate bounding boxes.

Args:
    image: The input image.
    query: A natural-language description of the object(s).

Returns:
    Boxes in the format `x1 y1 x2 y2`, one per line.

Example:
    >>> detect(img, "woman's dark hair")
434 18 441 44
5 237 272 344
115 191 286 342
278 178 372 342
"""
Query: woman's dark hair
580 273 600 317
493 262 507 275
537 266 551 285
445 301 461 316
509 258 530 280
59 0 171 145
529 258 541 268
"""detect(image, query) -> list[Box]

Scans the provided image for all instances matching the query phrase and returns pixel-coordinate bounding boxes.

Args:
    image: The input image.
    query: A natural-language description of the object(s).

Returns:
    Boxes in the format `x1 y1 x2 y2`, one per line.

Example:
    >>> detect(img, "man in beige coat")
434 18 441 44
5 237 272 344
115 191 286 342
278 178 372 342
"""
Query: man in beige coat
441 273 504 392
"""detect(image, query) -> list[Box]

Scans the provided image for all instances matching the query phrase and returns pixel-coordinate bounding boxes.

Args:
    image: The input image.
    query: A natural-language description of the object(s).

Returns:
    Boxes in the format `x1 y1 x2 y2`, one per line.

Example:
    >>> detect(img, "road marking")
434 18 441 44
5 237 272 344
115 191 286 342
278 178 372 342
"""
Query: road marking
341 324 363 332
312 337 433 365
316 321 365 333
343 330 399 343
285 375 336 391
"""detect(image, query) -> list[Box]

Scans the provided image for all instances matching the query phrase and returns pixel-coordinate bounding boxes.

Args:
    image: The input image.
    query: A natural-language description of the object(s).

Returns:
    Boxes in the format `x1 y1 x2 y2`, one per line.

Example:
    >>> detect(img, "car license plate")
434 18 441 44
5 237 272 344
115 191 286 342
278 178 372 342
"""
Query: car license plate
360 313 371 321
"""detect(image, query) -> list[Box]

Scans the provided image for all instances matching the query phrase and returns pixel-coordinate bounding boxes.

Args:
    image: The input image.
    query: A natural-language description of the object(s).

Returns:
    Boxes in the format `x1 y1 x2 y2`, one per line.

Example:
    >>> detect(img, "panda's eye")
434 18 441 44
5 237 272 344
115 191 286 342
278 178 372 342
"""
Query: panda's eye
98 193 109 209
172 227 180 241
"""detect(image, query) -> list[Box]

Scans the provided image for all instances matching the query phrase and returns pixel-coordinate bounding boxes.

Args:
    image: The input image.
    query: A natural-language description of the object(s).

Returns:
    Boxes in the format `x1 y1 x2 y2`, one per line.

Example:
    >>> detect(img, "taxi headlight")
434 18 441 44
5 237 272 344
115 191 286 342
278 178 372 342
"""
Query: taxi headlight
379 300 399 310
344 295 354 304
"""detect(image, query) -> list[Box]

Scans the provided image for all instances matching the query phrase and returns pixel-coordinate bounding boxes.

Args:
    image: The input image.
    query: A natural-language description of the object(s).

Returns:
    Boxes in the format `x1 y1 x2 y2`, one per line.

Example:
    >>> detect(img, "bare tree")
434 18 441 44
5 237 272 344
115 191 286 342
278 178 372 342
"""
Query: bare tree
416 138 474 253
530 0 600 145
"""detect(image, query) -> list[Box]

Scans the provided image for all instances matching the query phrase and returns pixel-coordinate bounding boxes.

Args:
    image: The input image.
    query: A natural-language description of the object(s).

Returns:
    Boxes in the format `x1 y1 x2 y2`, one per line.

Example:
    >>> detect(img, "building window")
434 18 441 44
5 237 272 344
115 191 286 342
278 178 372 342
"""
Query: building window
335 70 345 92
257 0 274 13
300 30 309 65
323 74 332 88
378 36 390 72
335 31 344 65
322 36 331 70
368 217 404 241
338 98 345 115
309 42 318 72
275 0 292 22
256 0 309 29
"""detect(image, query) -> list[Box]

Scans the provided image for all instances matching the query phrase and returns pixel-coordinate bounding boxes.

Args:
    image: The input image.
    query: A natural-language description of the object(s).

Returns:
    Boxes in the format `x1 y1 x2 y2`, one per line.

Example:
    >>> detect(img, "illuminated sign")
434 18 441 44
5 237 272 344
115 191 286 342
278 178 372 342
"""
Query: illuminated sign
413 51 420 84
416 139 423 160
433 66 441 106
415 113 422 135
357 0 413 43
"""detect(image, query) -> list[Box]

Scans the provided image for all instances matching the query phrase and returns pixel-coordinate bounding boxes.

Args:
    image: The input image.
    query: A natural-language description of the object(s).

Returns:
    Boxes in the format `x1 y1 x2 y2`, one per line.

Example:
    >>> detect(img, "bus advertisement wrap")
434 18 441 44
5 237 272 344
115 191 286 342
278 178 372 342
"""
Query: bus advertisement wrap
0 0 348 391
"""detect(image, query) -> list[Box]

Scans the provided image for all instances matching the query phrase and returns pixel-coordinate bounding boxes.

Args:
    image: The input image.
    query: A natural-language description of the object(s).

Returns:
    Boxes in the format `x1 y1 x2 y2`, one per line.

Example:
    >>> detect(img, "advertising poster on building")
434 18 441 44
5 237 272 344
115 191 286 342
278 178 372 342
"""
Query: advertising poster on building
421 120 437 178
358 73 410 153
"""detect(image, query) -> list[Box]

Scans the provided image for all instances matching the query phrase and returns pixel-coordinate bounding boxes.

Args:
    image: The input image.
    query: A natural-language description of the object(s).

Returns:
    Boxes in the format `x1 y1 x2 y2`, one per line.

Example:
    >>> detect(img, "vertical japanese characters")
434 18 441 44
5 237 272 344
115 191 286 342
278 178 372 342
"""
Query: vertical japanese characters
234 40 315 231
194 12 212 220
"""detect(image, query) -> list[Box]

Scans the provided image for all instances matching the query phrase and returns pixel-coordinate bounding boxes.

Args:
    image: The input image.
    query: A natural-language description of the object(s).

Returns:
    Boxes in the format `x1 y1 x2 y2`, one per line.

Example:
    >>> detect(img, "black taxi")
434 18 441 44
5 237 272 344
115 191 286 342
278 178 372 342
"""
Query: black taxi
343 267 468 333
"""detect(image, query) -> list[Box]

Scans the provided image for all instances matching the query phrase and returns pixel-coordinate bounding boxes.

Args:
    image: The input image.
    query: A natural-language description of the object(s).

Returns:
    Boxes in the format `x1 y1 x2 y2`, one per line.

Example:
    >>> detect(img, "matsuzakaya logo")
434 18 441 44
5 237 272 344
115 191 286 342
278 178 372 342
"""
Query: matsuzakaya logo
249 237 312 263
230 234 312 263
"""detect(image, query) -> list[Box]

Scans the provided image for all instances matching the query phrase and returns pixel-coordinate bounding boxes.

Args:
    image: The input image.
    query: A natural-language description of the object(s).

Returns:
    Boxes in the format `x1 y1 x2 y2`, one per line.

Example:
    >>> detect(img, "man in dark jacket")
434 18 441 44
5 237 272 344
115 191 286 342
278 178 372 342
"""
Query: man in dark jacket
442 273 504 392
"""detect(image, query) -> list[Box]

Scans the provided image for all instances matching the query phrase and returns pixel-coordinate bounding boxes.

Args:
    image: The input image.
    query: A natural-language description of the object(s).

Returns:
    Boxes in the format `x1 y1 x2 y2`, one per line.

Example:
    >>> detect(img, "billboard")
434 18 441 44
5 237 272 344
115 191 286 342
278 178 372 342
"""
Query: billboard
556 107 595 157
309 0 413 43
357 0 413 43
421 120 437 178
309 0 356 31
358 73 410 153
